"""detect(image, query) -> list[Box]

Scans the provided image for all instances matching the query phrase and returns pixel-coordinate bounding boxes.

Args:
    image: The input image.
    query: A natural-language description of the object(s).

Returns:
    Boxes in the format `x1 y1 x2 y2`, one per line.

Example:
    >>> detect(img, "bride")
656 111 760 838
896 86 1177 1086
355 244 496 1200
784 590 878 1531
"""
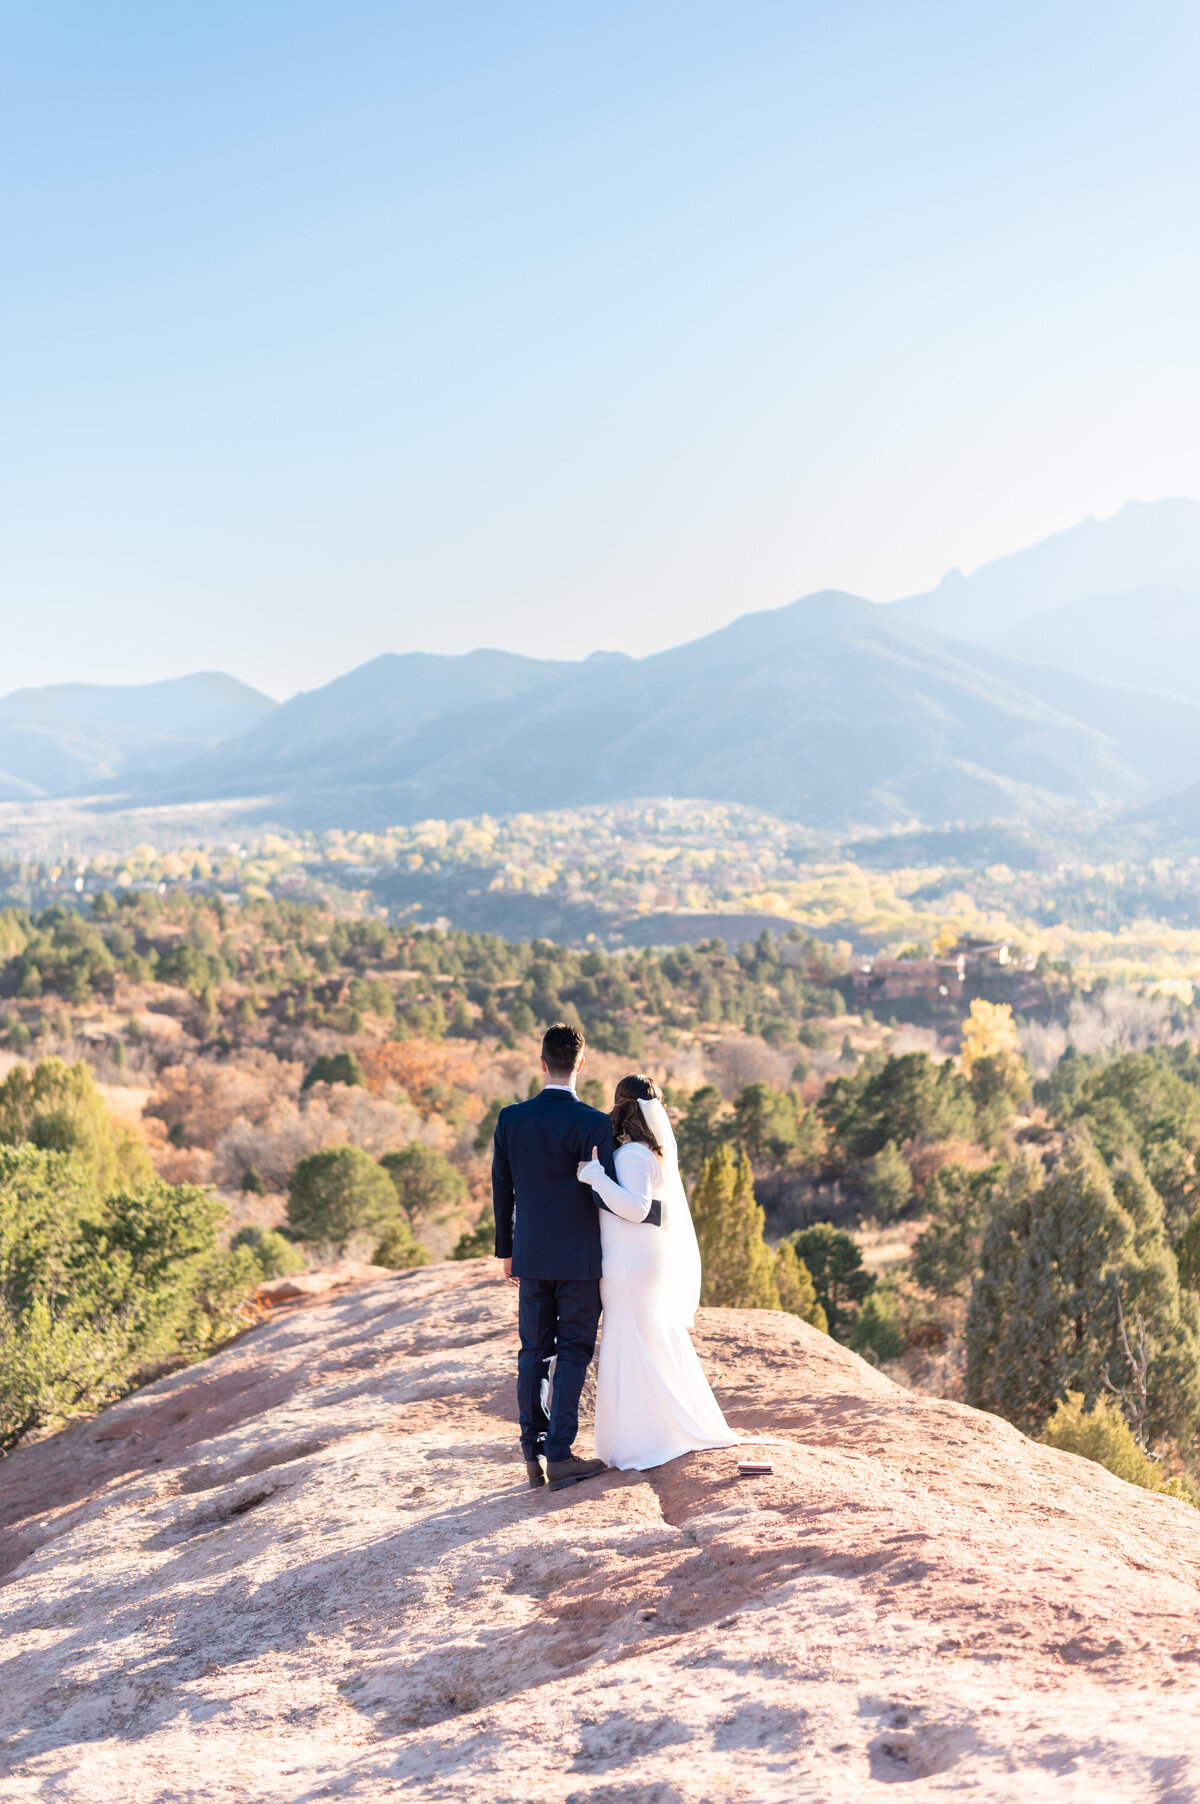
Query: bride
577 1075 737 1471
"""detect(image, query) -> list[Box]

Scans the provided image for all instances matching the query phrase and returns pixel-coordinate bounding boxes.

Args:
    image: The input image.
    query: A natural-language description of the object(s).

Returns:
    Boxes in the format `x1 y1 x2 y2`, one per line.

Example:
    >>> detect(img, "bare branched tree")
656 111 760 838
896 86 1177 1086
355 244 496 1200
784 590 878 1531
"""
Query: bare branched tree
1102 1283 1151 1449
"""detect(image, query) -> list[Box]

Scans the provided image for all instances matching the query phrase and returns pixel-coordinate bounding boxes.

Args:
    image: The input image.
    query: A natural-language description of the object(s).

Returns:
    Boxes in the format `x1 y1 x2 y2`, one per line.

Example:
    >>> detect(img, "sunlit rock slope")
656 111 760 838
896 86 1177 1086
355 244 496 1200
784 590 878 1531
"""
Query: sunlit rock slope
2 1264 1200 1802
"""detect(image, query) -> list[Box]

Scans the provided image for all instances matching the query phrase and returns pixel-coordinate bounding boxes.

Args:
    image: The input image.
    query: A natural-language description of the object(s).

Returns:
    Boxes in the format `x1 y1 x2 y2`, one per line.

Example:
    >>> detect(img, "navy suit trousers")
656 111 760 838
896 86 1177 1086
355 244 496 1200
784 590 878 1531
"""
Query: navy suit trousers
517 1278 602 1461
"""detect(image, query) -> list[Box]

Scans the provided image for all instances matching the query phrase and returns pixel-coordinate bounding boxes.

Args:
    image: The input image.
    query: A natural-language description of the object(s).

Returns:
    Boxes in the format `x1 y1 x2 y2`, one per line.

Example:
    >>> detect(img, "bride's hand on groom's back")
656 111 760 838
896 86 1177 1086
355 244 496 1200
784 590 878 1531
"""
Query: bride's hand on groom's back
577 1146 600 1181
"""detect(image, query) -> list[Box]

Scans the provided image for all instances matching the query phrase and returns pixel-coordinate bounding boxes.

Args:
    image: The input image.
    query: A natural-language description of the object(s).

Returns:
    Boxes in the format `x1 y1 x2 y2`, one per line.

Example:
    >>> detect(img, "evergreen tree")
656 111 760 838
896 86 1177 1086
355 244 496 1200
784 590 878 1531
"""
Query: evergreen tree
849 1290 906 1361
733 1083 798 1166
379 1143 466 1229
912 1161 1005 1298
1035 1047 1200 1236
819 1052 975 1164
1108 1154 1200 1439
966 1133 1200 1440
676 1085 731 1180
789 1222 874 1336
861 1139 914 1223
287 1145 399 1254
691 1145 780 1309
773 1240 828 1332
0 1149 256 1453
1176 1211 1200 1291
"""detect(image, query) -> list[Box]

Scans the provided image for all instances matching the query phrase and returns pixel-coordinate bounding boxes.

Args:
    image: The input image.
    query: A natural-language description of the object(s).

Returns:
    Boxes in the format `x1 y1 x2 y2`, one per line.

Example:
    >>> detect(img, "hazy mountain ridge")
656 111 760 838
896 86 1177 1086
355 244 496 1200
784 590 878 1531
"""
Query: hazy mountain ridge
13 500 1200 832
891 497 1200 643
134 590 1195 830
177 649 577 790
997 584 1200 702
0 673 277 802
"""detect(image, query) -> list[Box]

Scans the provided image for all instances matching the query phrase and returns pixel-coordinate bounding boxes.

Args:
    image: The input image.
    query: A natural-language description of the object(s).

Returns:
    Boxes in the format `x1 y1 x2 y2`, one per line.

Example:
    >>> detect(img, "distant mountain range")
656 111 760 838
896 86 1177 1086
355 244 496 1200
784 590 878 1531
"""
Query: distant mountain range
8 499 1200 835
0 674 276 802
893 496 1200 640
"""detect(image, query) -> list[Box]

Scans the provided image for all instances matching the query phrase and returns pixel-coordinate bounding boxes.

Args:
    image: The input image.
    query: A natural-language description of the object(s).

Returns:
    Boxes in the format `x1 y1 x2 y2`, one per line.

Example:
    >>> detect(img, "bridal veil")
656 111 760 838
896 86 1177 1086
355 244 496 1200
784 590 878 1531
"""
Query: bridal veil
637 1096 702 1327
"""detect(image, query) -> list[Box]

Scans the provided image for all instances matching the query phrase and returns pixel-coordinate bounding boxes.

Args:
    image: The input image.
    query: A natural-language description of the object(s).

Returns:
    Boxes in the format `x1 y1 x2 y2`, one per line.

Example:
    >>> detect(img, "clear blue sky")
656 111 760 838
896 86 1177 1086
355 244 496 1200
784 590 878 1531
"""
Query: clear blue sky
2 1 1197 697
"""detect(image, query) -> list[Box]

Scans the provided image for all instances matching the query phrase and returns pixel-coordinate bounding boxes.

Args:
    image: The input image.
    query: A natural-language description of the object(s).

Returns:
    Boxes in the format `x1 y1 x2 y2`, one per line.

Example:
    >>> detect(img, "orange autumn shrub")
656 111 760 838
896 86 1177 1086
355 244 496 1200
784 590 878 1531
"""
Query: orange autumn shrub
359 1039 476 1109
904 1136 994 1200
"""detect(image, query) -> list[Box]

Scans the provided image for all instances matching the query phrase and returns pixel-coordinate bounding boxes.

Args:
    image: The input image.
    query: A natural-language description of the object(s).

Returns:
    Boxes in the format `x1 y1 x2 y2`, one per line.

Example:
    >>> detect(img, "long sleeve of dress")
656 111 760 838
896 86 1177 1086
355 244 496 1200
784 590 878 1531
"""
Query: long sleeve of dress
579 1141 657 1223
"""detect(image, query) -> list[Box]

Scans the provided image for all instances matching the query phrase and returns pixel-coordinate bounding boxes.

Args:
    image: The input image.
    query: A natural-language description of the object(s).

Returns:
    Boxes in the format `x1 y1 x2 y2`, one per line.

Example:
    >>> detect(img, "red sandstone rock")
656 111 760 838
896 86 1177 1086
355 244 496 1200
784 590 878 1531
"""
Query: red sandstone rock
1 1263 1198 1801
255 1261 393 1304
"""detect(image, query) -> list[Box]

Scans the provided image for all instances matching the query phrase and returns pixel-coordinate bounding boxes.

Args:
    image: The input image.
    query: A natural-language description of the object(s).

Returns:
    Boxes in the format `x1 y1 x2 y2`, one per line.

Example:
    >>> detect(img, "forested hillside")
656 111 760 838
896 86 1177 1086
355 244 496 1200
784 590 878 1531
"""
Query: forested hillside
0 888 848 1053
1 873 1199 1508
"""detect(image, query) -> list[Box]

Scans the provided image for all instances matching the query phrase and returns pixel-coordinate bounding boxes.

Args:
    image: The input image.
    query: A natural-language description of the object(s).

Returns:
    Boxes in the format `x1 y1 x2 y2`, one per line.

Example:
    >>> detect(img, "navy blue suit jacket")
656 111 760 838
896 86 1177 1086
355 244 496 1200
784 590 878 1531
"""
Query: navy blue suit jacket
494 1087 653 1281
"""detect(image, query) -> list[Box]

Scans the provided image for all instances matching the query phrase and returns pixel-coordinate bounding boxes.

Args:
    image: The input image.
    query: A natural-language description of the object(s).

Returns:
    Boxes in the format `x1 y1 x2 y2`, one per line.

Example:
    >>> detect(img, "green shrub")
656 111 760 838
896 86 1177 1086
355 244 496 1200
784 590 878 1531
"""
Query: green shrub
1041 1391 1197 1506
473 1097 513 1155
0 1151 257 1452
286 1144 399 1254
452 1216 496 1260
849 1291 906 1362
231 1225 306 1279
379 1143 466 1228
590 1020 645 1059
372 1218 430 1270
300 1051 365 1093
0 1058 152 1195
507 999 536 1035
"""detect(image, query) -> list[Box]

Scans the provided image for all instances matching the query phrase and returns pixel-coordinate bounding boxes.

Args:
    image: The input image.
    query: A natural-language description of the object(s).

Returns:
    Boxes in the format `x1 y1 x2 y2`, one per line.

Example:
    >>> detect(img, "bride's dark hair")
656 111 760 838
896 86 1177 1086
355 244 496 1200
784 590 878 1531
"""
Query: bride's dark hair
610 1073 664 1156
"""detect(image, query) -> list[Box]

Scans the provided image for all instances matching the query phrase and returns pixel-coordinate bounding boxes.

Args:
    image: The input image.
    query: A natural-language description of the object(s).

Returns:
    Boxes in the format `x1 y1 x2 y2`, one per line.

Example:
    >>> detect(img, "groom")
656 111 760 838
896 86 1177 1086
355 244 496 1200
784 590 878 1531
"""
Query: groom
492 1022 618 1492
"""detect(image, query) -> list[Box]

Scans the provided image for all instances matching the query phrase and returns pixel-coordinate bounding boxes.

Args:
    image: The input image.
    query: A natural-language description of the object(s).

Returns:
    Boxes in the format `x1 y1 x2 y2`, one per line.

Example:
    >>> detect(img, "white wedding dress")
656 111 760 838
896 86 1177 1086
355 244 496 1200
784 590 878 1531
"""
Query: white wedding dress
579 1100 736 1472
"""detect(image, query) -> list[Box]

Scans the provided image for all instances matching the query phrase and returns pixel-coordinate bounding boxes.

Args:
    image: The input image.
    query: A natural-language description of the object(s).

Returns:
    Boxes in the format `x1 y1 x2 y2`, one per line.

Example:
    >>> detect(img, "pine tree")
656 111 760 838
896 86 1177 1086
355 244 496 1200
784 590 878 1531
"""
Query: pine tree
691 1145 780 1310
773 1241 828 1332
790 1222 874 1336
1108 1154 1200 1438
912 1160 1004 1298
1177 1211 1200 1291
966 1134 1200 1440
861 1139 914 1223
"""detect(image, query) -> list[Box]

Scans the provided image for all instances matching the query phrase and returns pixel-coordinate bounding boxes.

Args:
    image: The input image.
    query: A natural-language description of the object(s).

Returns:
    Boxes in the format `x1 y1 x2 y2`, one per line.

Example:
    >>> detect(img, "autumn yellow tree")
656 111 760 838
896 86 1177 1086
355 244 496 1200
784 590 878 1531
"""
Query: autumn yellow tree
959 999 1028 1133
959 999 1021 1077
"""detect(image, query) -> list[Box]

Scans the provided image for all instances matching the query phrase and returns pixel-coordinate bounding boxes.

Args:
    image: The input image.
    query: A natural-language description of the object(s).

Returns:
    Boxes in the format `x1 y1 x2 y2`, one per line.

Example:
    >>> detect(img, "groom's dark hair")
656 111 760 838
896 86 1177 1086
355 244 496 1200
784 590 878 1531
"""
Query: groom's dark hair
542 1022 585 1079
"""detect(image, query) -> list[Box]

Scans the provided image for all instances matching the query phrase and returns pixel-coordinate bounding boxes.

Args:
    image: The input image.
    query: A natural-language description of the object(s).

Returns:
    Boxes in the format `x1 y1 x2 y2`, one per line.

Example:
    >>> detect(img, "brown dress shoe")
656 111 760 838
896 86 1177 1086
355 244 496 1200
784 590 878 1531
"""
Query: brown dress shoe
545 1454 606 1491
525 1457 547 1489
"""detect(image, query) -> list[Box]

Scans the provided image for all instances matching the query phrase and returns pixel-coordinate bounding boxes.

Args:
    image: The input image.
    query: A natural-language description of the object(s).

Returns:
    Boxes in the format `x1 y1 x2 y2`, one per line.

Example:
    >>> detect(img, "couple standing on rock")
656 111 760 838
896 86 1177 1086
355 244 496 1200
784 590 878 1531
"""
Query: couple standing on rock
492 1022 735 1490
